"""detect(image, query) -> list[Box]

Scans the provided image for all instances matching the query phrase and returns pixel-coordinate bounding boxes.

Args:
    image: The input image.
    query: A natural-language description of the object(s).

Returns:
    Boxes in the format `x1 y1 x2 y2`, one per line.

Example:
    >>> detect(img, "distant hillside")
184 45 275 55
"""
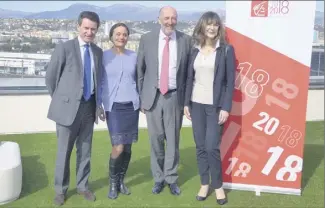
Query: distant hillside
0 8 33 18
0 3 225 21
0 3 321 25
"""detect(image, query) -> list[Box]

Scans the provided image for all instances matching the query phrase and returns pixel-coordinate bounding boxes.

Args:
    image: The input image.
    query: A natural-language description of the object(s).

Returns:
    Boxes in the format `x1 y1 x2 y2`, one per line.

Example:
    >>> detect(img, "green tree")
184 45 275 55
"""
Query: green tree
21 44 31 53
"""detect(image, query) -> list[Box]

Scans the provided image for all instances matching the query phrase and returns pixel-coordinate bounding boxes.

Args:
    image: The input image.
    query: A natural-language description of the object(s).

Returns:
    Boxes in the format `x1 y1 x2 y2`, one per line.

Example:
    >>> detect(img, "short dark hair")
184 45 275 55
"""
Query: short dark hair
109 23 130 40
78 11 100 28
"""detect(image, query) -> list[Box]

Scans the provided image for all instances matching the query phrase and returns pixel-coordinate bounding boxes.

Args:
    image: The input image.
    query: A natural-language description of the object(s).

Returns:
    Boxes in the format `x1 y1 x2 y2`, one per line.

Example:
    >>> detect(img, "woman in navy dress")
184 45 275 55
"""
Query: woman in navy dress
99 23 139 199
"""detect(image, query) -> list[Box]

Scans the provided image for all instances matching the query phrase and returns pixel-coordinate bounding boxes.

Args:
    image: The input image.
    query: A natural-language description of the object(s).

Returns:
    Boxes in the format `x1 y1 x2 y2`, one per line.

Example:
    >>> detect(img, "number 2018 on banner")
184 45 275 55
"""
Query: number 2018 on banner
224 62 303 181
235 62 302 148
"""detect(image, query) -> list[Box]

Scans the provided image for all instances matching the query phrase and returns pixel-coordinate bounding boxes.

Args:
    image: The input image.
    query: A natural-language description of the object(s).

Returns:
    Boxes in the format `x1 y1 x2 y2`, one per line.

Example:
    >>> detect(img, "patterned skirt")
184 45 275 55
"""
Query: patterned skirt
106 102 139 146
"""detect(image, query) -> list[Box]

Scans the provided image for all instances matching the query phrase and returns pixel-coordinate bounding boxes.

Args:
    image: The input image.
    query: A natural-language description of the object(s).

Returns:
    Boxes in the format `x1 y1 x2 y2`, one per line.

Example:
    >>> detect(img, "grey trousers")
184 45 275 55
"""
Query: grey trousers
54 95 96 195
145 90 183 184
190 102 224 189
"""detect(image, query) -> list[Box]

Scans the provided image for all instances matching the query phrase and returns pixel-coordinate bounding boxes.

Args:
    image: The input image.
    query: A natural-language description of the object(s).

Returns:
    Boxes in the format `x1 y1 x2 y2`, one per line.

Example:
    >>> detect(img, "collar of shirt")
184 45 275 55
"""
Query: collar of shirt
159 29 176 41
195 39 220 51
78 36 89 48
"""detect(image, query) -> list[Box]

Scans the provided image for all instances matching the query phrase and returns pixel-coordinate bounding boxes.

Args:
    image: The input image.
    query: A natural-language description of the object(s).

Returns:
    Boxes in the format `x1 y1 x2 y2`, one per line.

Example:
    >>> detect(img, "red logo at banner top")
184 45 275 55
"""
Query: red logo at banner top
251 1 290 17
251 1 269 17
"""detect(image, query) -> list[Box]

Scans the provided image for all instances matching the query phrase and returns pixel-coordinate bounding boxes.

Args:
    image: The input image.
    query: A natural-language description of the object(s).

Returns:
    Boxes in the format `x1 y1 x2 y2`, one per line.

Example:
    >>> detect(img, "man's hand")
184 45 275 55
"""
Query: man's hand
95 106 106 124
184 106 191 120
218 110 229 125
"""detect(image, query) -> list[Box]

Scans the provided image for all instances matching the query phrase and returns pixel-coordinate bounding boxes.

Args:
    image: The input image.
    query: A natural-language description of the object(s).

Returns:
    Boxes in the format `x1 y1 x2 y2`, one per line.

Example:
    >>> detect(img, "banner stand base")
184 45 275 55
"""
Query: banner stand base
255 186 261 196
223 183 301 196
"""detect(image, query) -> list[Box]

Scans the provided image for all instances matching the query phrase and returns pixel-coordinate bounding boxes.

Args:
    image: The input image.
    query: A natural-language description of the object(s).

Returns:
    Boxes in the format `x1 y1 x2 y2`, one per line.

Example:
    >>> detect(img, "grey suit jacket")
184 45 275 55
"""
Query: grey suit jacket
184 43 236 112
136 29 192 110
45 38 103 126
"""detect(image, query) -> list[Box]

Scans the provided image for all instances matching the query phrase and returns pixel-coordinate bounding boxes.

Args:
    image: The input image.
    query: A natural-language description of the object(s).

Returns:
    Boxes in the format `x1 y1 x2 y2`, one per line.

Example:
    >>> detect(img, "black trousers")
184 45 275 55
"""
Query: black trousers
191 102 224 189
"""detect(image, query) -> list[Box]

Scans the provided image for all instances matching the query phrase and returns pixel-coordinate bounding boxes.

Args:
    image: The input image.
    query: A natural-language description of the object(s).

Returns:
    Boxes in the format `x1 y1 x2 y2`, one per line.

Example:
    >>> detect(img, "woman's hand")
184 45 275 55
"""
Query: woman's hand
218 110 229 125
95 106 106 124
184 106 191 120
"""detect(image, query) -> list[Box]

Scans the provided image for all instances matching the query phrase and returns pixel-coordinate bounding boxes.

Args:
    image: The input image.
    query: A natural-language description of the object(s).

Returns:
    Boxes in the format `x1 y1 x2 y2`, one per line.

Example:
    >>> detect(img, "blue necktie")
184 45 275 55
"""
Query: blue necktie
83 44 91 101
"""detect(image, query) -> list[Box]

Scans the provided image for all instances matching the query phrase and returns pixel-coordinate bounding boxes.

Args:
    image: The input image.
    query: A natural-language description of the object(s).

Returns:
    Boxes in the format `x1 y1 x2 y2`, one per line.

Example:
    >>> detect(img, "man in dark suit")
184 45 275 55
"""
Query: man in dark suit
45 11 105 206
136 6 192 195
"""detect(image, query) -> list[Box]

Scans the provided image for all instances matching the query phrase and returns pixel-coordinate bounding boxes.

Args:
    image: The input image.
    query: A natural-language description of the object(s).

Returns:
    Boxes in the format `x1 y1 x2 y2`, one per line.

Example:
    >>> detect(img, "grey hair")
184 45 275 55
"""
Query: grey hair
192 11 226 47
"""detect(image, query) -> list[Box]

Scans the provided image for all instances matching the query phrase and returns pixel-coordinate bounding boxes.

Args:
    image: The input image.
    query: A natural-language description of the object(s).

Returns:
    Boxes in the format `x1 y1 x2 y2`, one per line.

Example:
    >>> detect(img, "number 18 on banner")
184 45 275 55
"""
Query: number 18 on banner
222 0 315 195
220 52 309 195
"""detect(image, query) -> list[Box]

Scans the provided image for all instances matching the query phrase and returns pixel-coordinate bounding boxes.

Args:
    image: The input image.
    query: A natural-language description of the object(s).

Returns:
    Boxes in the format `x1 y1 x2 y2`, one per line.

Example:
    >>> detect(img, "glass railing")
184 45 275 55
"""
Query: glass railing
0 48 324 95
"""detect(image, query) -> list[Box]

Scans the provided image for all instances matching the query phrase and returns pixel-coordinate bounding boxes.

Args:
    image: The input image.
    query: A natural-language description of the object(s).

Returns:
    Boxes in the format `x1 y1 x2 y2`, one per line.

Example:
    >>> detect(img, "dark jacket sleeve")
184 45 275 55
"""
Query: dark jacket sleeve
136 35 146 97
96 48 104 108
45 43 66 97
221 44 236 112
184 47 197 107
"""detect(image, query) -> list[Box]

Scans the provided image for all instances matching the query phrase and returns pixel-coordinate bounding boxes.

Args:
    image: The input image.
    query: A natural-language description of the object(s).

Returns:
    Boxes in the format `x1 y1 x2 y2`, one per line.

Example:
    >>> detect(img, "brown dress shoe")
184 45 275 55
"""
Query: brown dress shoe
77 190 96 201
54 194 65 206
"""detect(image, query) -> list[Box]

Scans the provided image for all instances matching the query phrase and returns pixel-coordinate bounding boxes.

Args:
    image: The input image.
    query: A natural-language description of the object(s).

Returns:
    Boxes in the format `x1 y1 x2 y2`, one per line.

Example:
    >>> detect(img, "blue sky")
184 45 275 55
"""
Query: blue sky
0 1 323 12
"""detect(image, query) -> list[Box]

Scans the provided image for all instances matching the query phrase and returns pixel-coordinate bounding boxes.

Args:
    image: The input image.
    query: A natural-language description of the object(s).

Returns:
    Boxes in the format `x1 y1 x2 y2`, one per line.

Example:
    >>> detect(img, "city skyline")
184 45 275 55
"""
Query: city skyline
0 1 323 12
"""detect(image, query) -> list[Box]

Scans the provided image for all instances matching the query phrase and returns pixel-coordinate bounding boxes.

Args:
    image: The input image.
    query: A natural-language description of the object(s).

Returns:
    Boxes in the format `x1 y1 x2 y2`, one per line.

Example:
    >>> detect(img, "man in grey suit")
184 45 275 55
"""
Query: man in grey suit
137 6 192 195
45 11 105 206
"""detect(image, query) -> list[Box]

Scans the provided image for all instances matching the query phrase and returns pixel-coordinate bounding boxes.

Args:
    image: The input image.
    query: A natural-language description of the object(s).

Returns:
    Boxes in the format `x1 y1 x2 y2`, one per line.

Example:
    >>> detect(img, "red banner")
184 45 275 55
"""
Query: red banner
221 1 316 195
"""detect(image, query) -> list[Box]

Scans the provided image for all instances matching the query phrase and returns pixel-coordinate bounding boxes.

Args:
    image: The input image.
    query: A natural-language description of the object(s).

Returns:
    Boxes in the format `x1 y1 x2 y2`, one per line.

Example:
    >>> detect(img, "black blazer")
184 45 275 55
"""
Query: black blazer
184 43 236 112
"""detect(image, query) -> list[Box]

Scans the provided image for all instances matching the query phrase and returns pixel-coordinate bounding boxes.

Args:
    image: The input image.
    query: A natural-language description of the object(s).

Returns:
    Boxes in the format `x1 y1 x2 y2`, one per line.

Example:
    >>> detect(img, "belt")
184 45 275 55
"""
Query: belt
157 89 177 94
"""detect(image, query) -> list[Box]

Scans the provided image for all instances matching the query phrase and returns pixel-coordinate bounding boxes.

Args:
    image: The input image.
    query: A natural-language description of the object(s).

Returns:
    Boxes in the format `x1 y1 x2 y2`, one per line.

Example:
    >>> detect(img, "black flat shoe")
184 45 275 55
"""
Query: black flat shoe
168 183 181 196
152 182 164 194
196 195 207 201
216 198 228 205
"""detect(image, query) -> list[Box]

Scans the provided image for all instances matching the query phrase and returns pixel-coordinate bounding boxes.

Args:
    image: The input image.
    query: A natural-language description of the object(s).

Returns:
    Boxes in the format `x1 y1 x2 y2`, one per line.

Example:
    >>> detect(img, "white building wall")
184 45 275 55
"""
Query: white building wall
0 90 323 135
0 52 51 60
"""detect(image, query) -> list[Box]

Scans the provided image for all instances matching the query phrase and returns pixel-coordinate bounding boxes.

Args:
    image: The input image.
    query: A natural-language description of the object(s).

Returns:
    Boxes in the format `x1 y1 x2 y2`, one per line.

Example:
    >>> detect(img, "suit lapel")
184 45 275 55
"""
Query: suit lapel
91 43 98 73
191 48 199 68
176 31 182 71
214 47 222 75
152 30 160 81
74 38 83 78
90 44 98 92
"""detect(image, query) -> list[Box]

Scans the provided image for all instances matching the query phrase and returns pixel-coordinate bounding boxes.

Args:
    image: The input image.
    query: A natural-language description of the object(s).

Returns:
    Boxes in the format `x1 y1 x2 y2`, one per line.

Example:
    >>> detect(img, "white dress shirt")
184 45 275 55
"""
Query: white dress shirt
78 36 95 94
158 30 177 90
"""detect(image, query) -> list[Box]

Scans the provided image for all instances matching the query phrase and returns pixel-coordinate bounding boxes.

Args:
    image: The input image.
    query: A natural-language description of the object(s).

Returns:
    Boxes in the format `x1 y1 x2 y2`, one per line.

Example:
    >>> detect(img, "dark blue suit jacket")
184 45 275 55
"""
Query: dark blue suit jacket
184 43 236 112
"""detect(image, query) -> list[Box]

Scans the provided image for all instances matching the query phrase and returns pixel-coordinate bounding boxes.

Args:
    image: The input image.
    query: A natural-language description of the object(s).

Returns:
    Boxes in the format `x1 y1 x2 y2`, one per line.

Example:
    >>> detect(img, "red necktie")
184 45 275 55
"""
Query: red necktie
160 36 170 95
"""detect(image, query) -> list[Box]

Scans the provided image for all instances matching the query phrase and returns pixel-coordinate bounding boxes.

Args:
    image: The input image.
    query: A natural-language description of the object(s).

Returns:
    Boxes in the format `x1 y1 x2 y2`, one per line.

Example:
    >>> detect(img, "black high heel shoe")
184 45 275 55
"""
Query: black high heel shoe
196 186 209 201
196 195 207 201
216 197 228 205
216 188 228 205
